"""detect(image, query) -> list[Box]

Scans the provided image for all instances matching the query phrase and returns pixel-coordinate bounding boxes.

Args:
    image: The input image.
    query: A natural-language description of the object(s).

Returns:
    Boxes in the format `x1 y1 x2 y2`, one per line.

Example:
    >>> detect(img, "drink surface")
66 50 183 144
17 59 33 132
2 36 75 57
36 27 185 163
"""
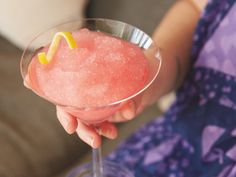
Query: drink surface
27 28 149 108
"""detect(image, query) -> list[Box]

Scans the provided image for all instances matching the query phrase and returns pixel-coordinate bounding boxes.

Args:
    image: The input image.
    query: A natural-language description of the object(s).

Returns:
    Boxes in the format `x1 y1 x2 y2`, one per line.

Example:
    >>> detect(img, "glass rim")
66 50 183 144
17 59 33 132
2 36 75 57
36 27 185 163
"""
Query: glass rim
66 160 134 177
20 18 162 110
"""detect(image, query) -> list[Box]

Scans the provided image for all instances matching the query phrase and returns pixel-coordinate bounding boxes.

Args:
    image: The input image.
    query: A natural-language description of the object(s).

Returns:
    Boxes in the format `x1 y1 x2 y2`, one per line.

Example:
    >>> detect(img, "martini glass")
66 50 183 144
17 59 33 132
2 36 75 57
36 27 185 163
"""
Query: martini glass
20 18 162 177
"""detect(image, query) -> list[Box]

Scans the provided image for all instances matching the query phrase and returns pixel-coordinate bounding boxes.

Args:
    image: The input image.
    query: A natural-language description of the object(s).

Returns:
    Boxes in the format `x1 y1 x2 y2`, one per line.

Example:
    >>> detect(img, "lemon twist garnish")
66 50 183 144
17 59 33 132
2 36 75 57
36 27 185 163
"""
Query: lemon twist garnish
38 32 78 64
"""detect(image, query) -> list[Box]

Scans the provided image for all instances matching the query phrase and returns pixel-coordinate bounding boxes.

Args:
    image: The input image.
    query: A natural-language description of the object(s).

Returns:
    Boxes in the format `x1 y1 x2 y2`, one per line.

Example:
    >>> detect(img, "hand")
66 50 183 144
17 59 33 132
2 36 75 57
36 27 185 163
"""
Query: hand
25 67 151 148
25 61 156 148
56 98 145 148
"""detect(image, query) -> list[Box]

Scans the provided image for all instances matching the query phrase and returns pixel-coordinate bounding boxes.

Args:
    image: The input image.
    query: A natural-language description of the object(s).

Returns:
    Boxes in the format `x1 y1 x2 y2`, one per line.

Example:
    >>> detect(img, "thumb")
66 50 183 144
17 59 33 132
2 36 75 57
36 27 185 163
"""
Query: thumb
120 100 136 120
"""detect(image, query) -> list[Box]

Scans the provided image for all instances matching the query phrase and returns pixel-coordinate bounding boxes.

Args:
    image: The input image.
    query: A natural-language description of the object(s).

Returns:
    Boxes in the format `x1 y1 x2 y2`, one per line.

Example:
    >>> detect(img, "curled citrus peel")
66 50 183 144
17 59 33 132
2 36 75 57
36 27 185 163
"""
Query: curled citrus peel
38 32 78 64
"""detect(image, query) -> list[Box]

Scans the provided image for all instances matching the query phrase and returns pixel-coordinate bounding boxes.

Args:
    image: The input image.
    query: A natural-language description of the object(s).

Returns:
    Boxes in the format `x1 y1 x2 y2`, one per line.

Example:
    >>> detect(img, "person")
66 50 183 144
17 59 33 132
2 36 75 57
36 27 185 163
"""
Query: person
56 0 236 176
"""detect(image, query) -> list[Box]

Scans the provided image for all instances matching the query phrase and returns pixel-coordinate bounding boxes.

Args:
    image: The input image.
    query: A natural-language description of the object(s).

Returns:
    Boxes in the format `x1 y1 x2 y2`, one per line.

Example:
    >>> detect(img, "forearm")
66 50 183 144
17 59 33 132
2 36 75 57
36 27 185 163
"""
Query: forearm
147 0 201 105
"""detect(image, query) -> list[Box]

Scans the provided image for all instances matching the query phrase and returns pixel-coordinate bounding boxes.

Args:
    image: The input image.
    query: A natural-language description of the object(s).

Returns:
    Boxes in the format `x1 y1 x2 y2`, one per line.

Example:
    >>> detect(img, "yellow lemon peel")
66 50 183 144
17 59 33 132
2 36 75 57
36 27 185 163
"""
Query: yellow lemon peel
38 32 78 64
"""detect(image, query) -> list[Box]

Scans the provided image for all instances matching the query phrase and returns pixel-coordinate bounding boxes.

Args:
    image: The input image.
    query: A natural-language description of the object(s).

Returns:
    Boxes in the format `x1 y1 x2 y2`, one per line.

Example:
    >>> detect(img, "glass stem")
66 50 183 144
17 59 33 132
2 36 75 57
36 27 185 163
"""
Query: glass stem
92 147 103 177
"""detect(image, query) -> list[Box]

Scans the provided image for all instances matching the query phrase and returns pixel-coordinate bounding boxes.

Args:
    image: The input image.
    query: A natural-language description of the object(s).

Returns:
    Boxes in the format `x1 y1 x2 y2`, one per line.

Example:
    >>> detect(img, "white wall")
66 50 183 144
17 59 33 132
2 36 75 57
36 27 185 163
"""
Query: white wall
0 0 87 49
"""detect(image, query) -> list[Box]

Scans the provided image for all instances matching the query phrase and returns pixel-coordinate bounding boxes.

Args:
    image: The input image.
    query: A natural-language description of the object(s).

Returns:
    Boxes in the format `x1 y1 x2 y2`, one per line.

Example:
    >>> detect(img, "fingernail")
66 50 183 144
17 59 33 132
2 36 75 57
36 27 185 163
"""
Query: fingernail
101 128 117 139
66 124 74 134
89 137 95 148
81 133 94 147
124 111 134 120
124 102 136 120
61 117 70 133
96 127 108 136
57 109 71 133
122 108 135 120
102 128 111 137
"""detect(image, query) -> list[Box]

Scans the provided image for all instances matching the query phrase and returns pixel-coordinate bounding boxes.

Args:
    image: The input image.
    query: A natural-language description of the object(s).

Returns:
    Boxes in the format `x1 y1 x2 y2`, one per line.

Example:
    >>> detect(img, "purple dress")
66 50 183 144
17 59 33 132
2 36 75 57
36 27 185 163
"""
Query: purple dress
108 0 236 176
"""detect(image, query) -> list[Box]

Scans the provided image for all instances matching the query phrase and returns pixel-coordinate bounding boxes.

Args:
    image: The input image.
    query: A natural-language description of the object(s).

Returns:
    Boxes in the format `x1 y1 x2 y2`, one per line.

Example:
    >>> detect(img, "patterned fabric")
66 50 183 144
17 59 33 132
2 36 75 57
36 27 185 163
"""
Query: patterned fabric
108 0 236 176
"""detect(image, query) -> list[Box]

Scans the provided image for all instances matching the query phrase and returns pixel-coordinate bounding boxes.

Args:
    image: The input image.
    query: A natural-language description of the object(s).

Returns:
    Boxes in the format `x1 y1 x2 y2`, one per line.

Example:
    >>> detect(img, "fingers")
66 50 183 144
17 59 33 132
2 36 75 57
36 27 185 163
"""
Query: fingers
76 121 101 148
109 101 136 122
121 101 136 120
96 122 118 139
76 121 118 148
56 106 78 134
56 106 118 149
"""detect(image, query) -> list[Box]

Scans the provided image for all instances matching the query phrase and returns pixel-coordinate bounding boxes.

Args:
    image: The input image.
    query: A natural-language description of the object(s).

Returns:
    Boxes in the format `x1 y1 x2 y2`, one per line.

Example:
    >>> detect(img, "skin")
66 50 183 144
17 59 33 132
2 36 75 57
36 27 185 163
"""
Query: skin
56 0 208 148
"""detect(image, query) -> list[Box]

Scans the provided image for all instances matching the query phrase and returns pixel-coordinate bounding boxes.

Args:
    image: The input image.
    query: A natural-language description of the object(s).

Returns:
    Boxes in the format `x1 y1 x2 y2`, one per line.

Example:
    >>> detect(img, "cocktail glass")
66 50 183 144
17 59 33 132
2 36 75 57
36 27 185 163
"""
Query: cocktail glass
20 18 162 177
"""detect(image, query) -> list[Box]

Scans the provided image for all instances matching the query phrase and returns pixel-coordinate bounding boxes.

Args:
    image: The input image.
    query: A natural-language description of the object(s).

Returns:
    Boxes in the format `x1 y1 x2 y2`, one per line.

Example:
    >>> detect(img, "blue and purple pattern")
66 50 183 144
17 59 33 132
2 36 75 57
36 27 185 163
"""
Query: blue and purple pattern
108 0 236 176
